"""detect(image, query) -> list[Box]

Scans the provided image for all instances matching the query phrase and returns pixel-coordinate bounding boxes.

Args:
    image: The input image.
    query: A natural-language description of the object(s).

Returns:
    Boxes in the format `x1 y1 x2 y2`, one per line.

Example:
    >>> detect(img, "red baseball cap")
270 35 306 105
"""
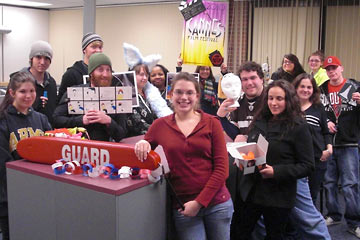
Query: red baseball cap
323 56 342 69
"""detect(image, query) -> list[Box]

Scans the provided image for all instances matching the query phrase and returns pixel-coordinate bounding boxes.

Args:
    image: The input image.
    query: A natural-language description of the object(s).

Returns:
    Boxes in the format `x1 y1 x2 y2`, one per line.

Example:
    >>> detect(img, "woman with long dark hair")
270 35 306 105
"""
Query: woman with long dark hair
238 80 314 239
0 72 52 239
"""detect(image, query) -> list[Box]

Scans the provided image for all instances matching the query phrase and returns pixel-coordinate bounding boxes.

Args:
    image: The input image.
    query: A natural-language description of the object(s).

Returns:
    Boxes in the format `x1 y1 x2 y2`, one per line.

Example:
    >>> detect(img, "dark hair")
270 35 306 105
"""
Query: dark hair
308 50 325 62
195 66 215 82
171 72 201 110
237 61 264 80
251 79 302 130
292 73 321 105
151 64 169 77
0 72 36 118
282 54 305 76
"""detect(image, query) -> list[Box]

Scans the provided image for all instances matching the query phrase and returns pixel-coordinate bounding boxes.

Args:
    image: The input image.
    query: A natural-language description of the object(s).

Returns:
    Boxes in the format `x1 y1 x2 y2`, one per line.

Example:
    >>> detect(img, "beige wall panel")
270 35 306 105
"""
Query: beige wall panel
49 3 225 83
49 9 83 82
253 6 320 75
326 6 360 80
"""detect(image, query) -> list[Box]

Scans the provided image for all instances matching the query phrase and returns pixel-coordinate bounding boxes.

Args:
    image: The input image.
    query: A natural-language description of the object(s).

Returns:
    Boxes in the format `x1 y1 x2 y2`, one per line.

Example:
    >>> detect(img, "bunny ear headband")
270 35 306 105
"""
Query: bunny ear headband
123 42 161 70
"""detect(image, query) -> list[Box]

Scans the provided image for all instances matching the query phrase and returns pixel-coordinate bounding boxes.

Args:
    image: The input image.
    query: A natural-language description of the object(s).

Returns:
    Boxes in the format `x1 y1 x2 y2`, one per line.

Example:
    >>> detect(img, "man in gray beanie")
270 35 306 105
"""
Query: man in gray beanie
53 53 127 142
12 40 57 125
57 32 104 102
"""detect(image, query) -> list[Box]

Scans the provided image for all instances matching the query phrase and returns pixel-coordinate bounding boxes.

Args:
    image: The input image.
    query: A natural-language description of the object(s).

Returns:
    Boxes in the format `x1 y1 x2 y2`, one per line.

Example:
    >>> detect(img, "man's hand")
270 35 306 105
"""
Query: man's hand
83 110 111 125
217 98 237 117
352 92 360 105
327 121 337 133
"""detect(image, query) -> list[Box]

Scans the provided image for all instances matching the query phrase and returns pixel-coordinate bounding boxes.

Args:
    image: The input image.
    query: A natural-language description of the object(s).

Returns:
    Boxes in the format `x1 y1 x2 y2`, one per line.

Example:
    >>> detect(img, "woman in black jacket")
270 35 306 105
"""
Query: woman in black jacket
271 54 305 83
238 80 314 240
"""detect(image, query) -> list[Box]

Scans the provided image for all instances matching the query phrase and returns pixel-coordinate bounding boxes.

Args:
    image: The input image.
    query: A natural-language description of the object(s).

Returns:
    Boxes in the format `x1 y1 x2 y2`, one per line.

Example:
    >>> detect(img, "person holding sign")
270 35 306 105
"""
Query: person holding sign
135 72 233 240
53 53 127 142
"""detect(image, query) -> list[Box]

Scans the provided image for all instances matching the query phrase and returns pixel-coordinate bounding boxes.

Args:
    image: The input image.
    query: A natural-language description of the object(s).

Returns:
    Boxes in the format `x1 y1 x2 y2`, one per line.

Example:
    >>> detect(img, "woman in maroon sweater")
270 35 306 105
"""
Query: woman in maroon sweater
135 72 233 240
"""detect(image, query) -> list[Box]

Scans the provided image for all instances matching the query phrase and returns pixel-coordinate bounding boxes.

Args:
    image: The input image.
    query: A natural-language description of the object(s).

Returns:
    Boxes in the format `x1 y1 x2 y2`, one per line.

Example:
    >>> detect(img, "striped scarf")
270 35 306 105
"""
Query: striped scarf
201 78 217 106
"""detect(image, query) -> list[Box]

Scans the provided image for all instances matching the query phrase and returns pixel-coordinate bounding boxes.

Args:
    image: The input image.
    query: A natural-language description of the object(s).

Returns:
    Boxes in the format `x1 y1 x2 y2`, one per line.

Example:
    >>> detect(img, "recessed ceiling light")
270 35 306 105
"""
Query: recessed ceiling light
0 0 52 7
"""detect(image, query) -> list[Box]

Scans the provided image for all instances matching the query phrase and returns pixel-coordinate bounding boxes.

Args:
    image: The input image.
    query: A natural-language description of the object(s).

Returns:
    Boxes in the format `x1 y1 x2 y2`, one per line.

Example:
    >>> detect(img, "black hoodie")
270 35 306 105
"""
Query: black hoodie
0 105 51 217
57 60 88 103
320 79 360 146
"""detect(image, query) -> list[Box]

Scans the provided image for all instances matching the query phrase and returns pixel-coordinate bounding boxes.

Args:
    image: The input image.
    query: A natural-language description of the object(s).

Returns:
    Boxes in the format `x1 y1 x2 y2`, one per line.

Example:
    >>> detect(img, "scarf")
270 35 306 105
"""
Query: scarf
201 78 217 106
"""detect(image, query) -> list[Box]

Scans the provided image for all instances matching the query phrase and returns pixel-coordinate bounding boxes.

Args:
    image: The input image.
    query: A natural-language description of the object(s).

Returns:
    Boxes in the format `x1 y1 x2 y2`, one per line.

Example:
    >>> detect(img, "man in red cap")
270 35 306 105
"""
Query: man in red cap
320 56 360 238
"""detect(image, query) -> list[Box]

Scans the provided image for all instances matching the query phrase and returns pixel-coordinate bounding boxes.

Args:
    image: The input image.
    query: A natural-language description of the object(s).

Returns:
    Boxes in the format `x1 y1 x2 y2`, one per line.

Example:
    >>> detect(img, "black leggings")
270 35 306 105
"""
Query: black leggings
0 216 9 240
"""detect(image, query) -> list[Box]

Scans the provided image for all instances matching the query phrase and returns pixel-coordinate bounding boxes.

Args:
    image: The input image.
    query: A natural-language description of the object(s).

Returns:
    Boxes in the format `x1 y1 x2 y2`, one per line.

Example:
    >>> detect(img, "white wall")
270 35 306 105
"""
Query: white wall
1 6 49 82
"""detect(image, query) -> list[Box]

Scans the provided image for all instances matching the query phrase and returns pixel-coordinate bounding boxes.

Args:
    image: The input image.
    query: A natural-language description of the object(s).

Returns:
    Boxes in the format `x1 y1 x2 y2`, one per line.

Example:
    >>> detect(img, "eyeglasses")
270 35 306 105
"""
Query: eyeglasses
283 60 294 65
173 89 196 96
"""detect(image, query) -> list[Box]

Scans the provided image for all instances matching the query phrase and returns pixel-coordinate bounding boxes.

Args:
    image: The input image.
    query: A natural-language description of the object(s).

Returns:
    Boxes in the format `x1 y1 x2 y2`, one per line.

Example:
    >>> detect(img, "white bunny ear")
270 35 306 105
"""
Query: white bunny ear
123 43 143 69
143 54 162 71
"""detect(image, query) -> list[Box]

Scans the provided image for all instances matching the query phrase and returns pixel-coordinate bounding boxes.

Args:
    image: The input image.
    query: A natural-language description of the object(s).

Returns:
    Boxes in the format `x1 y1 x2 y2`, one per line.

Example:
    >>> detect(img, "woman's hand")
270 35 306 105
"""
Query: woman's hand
217 98 237 117
320 146 332 161
179 200 202 217
259 164 274 178
234 134 248 143
134 140 151 162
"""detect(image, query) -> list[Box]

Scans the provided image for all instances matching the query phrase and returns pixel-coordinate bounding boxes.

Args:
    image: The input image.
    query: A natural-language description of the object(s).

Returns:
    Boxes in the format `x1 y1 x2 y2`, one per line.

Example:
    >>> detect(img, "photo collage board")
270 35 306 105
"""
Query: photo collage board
68 71 138 114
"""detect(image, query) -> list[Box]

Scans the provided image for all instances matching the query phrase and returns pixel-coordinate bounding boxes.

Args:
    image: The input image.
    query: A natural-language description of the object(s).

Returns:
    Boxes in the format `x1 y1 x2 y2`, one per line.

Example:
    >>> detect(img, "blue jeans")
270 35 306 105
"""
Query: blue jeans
324 146 360 227
252 178 331 240
173 198 233 240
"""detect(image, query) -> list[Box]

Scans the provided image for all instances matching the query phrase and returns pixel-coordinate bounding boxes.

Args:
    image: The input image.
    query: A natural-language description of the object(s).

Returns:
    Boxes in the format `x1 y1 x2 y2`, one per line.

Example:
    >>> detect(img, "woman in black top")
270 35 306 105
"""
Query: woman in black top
293 73 332 203
271 54 305 83
238 80 314 240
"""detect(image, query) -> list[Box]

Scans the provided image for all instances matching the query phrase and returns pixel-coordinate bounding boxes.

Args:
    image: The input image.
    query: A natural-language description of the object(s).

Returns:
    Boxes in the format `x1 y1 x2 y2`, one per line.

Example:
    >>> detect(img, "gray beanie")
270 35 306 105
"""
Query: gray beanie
82 32 103 51
29 40 53 61
88 53 112 75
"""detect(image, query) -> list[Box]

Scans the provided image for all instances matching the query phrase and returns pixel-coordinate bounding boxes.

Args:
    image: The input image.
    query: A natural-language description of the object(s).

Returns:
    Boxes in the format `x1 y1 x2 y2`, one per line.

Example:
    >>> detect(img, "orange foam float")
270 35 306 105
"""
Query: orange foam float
17 137 161 170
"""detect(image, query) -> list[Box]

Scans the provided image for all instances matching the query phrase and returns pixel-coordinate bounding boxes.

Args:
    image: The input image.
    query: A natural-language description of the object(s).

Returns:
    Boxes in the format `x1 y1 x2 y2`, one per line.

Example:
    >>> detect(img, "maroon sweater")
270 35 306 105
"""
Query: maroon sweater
145 110 230 208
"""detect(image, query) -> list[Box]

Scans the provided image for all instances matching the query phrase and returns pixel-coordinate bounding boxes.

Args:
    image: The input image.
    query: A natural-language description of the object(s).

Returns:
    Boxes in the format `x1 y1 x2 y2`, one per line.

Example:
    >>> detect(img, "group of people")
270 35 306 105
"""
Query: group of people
135 51 360 240
0 30 359 240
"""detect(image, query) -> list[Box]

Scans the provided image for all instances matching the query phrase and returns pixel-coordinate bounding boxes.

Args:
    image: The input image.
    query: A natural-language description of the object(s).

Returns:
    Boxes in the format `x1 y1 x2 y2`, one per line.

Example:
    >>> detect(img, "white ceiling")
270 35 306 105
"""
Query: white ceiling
4 0 180 9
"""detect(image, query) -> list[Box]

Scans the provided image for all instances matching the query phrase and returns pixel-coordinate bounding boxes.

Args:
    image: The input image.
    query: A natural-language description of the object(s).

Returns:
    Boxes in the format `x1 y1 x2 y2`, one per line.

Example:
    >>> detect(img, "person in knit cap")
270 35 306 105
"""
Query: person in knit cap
57 32 103 102
12 40 57 125
53 53 127 142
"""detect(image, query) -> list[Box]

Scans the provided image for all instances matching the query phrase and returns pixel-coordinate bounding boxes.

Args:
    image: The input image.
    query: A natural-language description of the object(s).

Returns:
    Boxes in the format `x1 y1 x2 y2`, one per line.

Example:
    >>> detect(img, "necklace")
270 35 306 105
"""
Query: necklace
248 101 255 111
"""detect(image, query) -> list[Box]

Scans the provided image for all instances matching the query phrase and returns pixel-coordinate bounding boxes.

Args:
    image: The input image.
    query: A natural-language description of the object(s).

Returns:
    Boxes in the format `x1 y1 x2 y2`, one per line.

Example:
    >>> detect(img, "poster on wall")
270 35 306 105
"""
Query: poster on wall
180 0 228 67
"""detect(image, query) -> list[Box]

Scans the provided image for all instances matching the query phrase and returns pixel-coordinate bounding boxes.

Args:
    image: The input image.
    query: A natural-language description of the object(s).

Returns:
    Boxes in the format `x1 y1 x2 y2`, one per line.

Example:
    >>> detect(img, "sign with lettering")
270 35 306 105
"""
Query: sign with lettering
180 0 228 66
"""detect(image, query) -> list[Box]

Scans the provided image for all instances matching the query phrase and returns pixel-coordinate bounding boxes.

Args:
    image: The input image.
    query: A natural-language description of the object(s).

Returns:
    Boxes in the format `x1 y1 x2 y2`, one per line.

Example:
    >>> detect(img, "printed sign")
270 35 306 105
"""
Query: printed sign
181 0 228 66
179 0 206 21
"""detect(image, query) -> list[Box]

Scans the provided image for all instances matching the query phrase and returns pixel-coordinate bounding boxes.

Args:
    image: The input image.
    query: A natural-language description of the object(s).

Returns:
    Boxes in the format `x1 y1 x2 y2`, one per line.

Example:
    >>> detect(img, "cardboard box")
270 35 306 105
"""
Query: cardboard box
226 134 268 175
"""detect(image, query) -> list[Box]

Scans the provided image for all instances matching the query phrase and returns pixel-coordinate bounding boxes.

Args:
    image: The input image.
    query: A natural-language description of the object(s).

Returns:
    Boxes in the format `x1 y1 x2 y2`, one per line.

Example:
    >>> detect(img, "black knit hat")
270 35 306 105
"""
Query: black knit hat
82 32 103 51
